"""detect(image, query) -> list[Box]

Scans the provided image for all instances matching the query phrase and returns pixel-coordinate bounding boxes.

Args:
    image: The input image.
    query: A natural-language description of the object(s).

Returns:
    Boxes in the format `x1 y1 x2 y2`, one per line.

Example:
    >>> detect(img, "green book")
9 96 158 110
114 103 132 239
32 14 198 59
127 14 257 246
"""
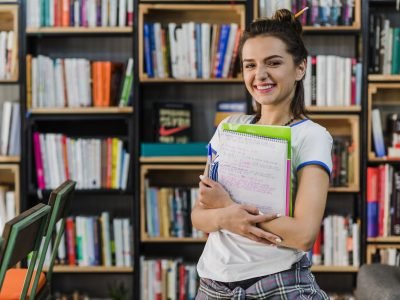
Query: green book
119 58 134 107
392 28 400 75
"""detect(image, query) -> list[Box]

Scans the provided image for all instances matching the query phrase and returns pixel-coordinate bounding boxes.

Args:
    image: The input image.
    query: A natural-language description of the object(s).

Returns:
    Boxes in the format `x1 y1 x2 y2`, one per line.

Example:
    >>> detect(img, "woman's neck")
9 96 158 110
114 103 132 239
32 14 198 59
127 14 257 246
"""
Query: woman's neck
257 105 293 126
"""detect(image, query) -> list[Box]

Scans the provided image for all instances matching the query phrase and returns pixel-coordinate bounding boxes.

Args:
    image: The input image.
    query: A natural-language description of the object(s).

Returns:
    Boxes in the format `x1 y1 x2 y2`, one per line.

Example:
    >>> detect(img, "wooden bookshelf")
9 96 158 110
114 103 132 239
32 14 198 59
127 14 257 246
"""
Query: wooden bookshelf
311 115 360 192
0 164 20 214
367 244 400 264
26 27 133 35
141 237 207 242
0 4 18 82
140 164 204 241
369 74 400 82
47 266 134 273
253 0 361 31
28 107 134 114
0 156 19 163
368 237 400 243
311 266 359 273
306 106 361 113
367 84 400 160
138 3 245 81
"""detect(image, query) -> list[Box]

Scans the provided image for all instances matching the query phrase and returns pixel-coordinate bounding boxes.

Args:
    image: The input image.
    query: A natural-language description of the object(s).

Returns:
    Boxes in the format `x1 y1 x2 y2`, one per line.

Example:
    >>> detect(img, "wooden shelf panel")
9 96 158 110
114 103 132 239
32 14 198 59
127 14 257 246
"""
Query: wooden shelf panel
367 237 400 243
140 78 243 83
47 266 133 273
0 156 19 163
307 106 361 112
311 266 359 272
141 237 207 242
28 107 133 114
140 156 207 163
26 27 133 34
328 185 359 193
369 74 400 82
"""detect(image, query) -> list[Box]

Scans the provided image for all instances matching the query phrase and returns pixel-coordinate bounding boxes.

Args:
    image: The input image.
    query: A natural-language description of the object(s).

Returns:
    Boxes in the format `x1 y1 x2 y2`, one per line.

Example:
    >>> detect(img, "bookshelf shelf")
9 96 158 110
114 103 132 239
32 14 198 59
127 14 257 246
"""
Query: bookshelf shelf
28 188 132 196
0 156 19 163
26 27 133 35
28 107 134 115
141 237 207 242
328 185 359 193
310 266 359 273
307 106 361 113
367 237 400 243
47 266 134 273
368 75 400 82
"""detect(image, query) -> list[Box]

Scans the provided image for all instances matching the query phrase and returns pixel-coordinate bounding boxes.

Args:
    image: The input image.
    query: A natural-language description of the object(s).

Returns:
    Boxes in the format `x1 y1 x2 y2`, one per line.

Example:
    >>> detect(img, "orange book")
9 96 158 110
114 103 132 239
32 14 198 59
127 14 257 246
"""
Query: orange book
92 62 102 107
210 24 220 78
61 135 70 180
62 0 70 27
103 62 112 107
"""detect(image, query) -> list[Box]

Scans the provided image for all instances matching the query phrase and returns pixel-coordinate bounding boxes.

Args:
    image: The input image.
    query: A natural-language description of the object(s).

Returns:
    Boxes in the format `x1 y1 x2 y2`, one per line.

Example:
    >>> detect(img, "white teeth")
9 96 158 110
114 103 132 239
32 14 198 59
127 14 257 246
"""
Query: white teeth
257 85 273 90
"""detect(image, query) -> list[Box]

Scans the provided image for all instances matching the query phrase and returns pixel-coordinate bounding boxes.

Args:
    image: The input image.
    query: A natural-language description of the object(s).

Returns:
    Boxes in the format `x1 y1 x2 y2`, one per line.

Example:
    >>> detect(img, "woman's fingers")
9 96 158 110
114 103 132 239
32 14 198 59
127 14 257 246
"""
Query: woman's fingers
249 226 283 244
249 213 281 224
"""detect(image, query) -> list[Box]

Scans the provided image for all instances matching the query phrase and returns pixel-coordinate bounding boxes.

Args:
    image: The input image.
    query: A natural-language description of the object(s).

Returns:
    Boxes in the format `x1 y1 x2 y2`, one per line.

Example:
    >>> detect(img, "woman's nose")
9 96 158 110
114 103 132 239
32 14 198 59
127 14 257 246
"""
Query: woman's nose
255 67 269 81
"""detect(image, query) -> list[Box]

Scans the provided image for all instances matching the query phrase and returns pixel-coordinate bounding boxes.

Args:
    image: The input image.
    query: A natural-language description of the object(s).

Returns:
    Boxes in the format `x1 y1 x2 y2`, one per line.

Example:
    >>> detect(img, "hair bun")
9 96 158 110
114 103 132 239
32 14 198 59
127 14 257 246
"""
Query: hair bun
272 8 303 36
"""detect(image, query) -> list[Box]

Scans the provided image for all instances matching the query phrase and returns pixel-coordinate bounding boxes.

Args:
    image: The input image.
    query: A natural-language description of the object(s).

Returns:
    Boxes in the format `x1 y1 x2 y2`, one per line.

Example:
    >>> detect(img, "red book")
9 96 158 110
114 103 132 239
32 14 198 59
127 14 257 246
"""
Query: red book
367 167 379 202
179 264 186 300
312 230 322 265
155 260 162 300
66 217 76 265
61 135 70 180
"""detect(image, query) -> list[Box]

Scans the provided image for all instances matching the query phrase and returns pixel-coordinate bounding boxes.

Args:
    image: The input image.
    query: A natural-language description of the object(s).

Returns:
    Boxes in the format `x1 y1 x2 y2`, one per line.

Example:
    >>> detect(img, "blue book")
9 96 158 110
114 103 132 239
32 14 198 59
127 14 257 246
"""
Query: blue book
215 25 231 78
372 109 386 157
195 23 202 78
144 23 154 78
141 143 208 157
355 63 362 106
367 202 379 237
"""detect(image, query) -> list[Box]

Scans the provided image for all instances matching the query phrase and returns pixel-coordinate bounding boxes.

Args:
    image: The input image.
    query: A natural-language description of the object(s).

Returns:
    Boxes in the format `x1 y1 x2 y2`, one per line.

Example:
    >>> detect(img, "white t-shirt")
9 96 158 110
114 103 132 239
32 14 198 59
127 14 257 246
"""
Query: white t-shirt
197 114 333 282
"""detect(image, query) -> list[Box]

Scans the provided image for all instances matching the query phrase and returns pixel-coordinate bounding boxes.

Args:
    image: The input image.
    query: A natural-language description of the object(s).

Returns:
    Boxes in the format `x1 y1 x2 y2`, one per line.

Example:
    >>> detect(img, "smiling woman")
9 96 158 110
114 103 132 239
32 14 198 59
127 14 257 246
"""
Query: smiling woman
191 8 332 300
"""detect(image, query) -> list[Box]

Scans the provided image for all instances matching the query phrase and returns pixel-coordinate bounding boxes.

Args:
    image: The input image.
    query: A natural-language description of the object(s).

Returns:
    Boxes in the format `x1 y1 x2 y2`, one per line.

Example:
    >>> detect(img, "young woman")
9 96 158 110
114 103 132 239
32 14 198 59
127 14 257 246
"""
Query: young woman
191 9 332 299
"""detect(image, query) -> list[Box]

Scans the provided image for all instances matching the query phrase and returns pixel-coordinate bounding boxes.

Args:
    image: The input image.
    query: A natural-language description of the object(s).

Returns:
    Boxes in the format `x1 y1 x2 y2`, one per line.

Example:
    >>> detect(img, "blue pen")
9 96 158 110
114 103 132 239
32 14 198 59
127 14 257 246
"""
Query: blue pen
207 143 212 178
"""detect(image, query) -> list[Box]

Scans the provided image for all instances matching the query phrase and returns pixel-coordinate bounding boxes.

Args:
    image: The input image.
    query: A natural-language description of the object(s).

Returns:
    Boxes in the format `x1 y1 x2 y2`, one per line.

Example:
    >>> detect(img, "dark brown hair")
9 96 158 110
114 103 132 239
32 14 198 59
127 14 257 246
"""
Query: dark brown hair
239 9 308 121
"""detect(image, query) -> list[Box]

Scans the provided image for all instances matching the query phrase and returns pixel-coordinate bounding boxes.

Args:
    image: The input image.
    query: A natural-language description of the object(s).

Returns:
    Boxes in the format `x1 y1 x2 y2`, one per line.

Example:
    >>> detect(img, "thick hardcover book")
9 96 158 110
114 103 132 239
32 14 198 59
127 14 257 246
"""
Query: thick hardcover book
153 103 192 143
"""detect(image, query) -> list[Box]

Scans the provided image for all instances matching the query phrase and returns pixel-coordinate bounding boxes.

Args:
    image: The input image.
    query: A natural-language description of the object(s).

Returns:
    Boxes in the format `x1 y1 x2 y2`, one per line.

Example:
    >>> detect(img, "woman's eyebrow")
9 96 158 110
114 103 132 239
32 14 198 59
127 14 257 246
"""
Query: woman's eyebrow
242 55 283 62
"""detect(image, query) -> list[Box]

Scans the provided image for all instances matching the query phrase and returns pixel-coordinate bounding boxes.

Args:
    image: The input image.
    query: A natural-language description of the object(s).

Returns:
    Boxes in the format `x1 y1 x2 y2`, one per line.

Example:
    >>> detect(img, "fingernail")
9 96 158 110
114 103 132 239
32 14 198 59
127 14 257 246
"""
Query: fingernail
275 238 282 243
258 210 264 215
276 213 282 218
199 175 204 180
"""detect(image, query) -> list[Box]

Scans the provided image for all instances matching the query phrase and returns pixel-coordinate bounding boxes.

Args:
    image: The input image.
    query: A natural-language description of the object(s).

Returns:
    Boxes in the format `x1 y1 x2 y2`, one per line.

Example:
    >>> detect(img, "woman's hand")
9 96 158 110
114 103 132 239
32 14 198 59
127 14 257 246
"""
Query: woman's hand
219 203 283 245
198 175 234 209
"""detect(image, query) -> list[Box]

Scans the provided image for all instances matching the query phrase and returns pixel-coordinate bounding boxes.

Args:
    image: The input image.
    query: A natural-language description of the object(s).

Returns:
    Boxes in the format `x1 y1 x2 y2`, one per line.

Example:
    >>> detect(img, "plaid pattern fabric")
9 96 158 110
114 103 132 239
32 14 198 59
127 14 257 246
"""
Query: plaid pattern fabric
196 255 329 300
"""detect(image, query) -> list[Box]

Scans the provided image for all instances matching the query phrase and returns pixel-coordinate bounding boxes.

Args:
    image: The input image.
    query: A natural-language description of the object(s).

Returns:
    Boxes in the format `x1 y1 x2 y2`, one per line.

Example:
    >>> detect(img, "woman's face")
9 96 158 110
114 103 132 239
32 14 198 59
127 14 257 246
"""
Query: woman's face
242 35 305 108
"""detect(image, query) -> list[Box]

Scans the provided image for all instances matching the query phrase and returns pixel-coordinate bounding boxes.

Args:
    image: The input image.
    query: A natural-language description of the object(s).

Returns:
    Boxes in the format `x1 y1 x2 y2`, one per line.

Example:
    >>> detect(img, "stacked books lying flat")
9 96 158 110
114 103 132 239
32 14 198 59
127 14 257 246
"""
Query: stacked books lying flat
140 257 198 300
367 165 400 238
26 55 133 108
310 215 360 267
303 55 362 107
370 247 400 266
141 143 207 157
143 22 241 79
0 31 16 80
259 0 355 26
33 133 130 190
0 101 20 156
26 0 134 28
33 213 132 268
145 184 204 239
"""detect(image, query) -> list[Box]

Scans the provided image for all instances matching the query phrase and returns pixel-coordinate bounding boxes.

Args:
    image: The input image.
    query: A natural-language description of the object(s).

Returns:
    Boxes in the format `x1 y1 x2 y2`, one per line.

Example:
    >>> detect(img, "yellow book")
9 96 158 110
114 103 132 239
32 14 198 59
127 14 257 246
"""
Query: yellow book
111 138 118 189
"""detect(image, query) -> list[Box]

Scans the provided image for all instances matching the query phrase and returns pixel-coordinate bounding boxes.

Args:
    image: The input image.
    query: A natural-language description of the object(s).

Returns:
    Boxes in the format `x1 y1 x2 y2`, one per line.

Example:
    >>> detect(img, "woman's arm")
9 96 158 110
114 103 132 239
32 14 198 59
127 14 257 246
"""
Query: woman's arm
257 165 329 251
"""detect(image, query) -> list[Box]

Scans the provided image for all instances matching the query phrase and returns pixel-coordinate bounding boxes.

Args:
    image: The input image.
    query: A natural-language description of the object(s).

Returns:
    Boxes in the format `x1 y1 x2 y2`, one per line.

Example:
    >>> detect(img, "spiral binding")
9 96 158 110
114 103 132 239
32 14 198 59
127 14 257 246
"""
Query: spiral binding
221 129 287 145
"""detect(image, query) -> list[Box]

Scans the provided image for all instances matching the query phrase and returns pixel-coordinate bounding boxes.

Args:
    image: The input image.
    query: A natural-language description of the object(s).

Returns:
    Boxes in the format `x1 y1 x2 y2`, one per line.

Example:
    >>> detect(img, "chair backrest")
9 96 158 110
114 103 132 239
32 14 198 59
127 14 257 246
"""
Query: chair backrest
29 180 76 299
0 203 51 298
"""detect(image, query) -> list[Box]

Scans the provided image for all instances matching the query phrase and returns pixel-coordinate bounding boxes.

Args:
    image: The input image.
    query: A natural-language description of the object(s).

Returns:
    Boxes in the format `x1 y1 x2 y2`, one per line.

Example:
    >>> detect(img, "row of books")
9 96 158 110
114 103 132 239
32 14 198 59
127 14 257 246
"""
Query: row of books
145 185 205 239
144 22 241 79
310 215 360 267
259 0 355 27
0 31 15 80
0 187 15 235
370 248 400 266
330 136 354 187
303 55 362 107
0 101 20 156
367 165 400 237
26 0 134 28
54 214 132 267
26 55 133 109
368 15 400 75
33 133 130 190
140 258 198 300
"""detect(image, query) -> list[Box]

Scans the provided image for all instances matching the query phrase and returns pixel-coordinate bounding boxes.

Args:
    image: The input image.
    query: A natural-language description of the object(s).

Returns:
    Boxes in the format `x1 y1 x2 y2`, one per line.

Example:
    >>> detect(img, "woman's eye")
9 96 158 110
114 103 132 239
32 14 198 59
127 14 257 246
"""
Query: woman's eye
244 64 255 69
268 61 281 66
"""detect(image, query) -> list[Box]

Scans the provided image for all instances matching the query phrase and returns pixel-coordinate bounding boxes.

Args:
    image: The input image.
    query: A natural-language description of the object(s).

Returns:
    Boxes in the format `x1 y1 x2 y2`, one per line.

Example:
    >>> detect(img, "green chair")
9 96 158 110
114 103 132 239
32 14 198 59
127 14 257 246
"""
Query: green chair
0 180 76 300
0 203 51 299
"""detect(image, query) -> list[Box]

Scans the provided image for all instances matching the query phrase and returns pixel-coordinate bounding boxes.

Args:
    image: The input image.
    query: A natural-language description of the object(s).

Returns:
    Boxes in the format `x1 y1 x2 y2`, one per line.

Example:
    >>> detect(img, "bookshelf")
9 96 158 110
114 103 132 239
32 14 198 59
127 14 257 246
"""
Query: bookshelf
0 4 18 82
366 244 400 264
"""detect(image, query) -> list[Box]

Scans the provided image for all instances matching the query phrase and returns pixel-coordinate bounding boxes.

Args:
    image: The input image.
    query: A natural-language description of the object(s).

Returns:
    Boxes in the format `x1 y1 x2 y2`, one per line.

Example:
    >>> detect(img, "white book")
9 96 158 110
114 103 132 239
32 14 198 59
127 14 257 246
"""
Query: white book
49 0 55 27
386 28 393 75
222 23 238 78
122 218 131 267
324 216 333 265
4 190 14 223
113 218 124 266
335 57 345 106
343 57 352 106
109 0 118 27
352 223 360 267
101 212 112 266
1 101 12 155
8 102 20 156
316 55 326 106
75 139 83 189
39 134 50 188
74 0 80 27
187 22 197 79
6 31 14 79
167 261 177 300
0 187 7 233
326 55 336 106
101 0 109 26
0 31 8 79
382 19 391 74
304 56 312 107
48 134 61 188
84 59 92 107
118 0 127 27
38 55 46 107
55 59 66 107
153 23 165 78
387 248 397 266
168 23 178 78
175 27 185 78
115 140 123 189
66 138 74 182
87 0 97 27
77 59 87 107
47 57 57 107
86 217 96 265
94 139 101 189
32 58 38 108
181 23 190 78
120 152 130 190
259 0 266 18
56 220 67 263
201 23 211 79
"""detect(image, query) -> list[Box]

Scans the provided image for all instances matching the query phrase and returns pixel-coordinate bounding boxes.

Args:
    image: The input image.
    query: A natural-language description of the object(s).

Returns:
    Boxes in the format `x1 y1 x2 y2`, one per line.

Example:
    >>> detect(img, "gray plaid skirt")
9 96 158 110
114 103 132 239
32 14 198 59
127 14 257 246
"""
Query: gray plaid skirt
196 255 329 300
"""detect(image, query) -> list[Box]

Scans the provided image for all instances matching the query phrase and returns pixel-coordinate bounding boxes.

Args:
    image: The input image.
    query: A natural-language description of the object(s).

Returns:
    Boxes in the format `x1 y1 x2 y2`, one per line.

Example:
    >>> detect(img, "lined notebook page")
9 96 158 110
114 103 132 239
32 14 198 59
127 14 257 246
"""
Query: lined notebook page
218 129 289 215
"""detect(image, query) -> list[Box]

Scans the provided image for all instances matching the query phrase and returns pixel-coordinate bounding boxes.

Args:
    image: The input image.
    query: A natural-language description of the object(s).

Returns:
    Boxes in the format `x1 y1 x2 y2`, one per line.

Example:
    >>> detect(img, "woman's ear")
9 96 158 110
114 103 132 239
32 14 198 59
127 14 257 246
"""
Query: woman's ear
295 59 307 81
